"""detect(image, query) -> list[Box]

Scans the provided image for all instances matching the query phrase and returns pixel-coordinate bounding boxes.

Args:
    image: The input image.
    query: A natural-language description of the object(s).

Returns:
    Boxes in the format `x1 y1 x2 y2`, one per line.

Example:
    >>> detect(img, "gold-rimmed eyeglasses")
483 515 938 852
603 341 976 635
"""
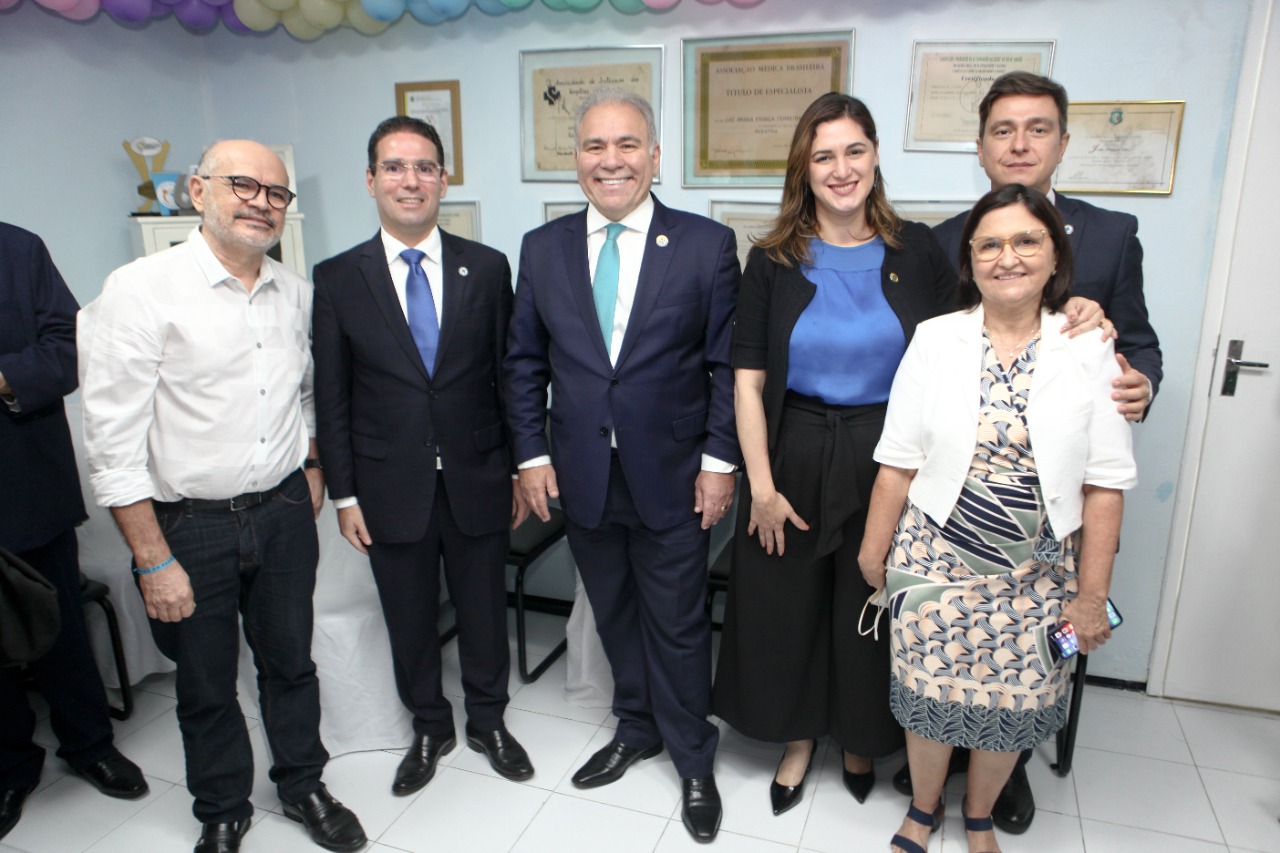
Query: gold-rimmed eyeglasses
969 229 1049 262
201 175 296 210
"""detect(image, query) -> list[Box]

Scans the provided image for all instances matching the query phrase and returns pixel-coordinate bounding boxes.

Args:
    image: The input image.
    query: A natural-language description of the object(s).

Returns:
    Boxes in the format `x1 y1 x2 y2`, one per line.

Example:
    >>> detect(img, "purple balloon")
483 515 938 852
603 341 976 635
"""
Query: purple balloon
173 0 218 26
219 0 252 29
102 0 154 22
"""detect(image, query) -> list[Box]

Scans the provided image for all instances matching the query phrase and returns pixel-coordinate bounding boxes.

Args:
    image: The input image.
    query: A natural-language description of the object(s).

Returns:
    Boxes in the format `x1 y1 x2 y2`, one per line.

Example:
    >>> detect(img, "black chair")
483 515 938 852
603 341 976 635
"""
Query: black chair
1051 652 1089 776
79 573 133 720
506 507 571 682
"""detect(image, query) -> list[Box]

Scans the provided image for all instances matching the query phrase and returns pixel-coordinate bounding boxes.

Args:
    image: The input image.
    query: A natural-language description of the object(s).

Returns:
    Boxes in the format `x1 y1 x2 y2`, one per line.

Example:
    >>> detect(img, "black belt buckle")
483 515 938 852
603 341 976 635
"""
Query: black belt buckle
228 491 265 512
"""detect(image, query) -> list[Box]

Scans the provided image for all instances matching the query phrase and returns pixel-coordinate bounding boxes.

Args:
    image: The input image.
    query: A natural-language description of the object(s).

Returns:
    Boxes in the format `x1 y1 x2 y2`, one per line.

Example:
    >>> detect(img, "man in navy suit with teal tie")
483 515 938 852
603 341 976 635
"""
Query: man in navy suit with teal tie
505 88 740 842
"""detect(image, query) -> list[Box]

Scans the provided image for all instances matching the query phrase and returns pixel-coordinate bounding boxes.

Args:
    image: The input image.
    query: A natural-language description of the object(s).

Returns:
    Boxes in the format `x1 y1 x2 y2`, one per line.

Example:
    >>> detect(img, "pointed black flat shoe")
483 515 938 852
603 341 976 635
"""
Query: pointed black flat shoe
769 739 816 816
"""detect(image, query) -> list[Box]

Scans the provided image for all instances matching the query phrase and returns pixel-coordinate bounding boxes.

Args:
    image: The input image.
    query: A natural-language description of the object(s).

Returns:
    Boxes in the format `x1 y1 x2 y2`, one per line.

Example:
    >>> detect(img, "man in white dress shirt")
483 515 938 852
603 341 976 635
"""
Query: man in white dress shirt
79 140 366 853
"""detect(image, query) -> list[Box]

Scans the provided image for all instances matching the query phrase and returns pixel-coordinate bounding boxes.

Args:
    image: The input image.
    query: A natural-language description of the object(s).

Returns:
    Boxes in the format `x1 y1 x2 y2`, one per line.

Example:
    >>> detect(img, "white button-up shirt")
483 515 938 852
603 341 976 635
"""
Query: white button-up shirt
79 227 315 506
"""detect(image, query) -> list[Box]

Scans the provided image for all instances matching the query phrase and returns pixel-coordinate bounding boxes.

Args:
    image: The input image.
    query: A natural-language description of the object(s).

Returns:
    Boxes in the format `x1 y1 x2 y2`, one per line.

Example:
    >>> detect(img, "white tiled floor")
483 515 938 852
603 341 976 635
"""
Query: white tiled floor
4 614 1278 852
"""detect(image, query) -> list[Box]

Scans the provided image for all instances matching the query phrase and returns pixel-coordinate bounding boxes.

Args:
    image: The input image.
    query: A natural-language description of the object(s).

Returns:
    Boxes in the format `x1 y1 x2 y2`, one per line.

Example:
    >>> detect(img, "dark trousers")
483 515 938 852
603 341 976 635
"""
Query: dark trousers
149 470 327 823
367 477 511 737
565 455 718 780
0 528 115 788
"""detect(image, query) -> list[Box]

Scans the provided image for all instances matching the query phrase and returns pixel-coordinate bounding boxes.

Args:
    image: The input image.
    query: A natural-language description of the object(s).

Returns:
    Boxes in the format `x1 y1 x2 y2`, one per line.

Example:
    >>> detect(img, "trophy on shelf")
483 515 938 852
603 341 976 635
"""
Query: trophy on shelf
123 136 171 214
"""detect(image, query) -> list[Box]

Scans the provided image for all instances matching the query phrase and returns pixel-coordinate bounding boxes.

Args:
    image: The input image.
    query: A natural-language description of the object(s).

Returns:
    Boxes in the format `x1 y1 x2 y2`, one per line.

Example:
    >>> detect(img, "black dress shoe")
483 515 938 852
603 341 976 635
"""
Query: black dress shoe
194 817 251 853
392 733 456 795
891 749 970 798
281 787 367 851
842 765 875 804
992 763 1035 834
465 724 534 781
0 782 37 841
76 753 149 800
769 740 815 815
681 775 722 842
571 739 663 789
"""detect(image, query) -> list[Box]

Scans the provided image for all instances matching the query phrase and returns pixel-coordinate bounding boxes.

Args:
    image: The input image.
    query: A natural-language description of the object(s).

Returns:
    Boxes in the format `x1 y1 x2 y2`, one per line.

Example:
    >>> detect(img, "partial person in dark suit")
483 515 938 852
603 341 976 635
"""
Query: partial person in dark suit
0 222 147 842
312 116 534 794
896 71 1163 836
504 88 739 842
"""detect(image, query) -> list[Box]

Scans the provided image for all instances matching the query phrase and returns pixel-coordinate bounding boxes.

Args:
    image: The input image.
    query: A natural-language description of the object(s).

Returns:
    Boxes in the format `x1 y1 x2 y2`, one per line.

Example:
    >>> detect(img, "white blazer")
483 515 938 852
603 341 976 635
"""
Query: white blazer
874 305 1137 538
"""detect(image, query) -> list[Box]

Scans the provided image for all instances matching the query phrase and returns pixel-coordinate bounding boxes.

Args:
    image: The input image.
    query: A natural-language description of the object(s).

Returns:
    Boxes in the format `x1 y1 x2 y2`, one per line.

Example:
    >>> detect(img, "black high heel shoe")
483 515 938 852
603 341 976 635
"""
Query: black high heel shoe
842 760 876 803
769 739 816 816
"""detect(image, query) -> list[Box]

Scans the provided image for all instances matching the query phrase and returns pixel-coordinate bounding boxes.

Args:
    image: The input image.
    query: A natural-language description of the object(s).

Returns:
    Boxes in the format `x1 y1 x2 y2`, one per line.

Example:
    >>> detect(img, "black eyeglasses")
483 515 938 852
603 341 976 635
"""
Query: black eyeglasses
201 175 296 210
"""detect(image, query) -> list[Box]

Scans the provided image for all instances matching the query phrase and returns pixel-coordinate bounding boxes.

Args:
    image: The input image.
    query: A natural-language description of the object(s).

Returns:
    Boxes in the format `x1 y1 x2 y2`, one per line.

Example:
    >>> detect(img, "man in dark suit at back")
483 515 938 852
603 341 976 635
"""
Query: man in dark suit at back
504 88 740 842
312 116 534 795
0 223 147 842
903 71 1163 834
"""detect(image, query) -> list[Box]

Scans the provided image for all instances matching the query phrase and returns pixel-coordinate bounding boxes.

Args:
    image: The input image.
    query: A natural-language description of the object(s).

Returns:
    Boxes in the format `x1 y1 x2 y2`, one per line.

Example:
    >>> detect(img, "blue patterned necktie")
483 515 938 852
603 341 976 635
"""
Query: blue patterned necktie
593 222 626 349
400 248 439 377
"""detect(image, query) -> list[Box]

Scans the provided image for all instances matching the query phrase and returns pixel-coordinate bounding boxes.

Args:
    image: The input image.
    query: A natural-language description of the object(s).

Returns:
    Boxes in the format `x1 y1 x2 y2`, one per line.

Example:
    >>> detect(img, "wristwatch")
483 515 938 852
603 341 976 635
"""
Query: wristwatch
304 458 324 471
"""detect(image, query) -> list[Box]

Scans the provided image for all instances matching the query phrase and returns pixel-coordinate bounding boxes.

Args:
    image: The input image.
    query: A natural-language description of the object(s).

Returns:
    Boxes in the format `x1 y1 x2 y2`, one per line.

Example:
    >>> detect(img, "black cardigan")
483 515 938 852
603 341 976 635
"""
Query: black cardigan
731 220 957 450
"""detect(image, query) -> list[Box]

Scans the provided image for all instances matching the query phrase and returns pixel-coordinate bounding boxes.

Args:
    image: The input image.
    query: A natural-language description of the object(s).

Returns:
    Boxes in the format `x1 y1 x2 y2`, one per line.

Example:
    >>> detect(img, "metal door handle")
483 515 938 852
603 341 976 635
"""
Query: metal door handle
1221 340 1270 396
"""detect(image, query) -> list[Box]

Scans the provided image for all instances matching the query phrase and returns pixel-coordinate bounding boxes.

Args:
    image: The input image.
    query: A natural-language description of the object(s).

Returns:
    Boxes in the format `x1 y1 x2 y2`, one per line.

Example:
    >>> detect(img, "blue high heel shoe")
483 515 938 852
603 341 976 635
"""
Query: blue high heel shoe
890 799 943 853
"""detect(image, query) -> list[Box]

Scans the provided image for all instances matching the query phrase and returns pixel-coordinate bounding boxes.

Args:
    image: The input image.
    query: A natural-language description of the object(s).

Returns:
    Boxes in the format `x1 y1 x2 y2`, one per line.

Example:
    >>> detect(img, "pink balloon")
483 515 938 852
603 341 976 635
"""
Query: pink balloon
0 0 25 9
173 0 218 26
640 0 680 7
60 0 100 18
101 0 152 20
35 0 83 12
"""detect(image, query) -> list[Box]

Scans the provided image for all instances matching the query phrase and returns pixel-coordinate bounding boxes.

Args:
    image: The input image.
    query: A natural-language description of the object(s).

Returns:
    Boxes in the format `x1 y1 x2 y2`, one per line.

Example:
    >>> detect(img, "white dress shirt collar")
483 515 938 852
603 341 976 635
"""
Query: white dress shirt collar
189 226 277 293
585 194 655 238
379 225 442 266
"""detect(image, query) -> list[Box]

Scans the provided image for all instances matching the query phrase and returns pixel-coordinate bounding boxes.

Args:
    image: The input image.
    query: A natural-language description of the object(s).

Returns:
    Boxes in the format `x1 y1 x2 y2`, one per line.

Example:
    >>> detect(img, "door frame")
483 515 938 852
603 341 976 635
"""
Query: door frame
1148 0 1275 697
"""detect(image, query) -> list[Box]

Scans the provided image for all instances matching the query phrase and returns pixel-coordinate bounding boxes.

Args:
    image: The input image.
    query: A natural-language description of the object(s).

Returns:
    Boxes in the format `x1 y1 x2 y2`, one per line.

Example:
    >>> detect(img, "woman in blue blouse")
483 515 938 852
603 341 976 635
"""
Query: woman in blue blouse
711 93 956 814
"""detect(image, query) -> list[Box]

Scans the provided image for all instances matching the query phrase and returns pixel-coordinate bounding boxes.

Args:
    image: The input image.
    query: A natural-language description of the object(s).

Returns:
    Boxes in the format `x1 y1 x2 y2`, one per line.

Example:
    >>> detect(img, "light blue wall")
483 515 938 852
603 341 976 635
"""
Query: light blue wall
0 0 1252 682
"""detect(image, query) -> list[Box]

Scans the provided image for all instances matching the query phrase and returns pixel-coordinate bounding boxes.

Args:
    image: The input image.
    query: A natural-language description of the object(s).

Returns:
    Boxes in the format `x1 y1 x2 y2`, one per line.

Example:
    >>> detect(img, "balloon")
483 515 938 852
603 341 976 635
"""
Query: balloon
540 0 567 10
35 0 83 12
149 0 171 16
220 0 252 29
232 0 278 29
498 0 533 7
359 0 404 21
60 0 101 19
608 0 647 11
173 0 219 26
640 0 679 7
424 0 467 16
299 0 342 27
258 0 293 11
471 0 510 13
101 0 153 21
726 0 764 5
404 0 443 23
203 0 232 7
281 4 323 36
344 0 390 32
0 0 23 10
562 0 602 10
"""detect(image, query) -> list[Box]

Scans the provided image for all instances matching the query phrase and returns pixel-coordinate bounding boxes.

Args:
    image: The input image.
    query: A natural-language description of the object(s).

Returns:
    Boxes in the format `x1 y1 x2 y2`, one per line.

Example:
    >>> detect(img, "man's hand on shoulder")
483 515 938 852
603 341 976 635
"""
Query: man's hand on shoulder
518 464 559 523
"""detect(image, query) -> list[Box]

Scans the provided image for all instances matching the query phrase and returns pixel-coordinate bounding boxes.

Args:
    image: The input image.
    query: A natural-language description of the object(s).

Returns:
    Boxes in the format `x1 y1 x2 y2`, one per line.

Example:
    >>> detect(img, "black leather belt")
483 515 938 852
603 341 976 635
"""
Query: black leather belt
154 469 302 513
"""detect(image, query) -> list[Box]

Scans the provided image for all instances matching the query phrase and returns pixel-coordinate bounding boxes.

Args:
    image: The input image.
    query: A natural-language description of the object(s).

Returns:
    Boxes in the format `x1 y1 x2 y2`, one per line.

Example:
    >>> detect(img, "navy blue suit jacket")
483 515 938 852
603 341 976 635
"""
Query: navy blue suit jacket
934 192 1163 399
0 223 87 552
312 230 514 543
504 195 740 531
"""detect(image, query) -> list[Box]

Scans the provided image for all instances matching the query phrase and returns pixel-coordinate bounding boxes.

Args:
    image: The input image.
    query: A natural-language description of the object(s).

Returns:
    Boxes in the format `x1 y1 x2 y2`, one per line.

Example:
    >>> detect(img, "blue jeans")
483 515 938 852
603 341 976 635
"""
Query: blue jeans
148 470 327 823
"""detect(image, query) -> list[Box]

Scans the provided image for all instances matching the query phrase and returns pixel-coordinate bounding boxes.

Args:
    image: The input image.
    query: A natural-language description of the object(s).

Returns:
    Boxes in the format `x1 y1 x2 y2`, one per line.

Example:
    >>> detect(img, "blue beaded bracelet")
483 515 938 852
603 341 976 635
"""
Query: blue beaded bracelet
134 555 175 575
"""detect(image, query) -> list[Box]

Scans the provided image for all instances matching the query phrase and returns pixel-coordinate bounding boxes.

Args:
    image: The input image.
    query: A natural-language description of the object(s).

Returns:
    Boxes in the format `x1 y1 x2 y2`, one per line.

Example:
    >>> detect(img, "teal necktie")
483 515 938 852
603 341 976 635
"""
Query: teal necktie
593 222 626 348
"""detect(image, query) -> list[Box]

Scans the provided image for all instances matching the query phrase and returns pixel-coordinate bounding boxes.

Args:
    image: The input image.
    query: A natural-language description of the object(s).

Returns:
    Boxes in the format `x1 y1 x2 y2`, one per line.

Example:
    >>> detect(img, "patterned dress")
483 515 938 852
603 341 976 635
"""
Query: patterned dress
885 334 1076 752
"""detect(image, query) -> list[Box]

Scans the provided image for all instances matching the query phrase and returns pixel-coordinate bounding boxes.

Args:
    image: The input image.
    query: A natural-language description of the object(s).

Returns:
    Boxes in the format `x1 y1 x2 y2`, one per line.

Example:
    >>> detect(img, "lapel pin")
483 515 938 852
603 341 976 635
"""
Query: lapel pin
459 266 469 277
888 272 899 283
656 235 669 248
1064 224 1074 235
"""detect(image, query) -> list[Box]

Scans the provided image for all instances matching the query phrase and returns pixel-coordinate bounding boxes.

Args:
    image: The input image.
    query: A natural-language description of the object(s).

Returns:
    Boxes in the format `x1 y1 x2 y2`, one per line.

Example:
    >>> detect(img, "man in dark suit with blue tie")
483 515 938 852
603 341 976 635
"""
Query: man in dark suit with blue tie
0 223 147 841
901 71 1163 834
313 117 534 796
505 88 740 842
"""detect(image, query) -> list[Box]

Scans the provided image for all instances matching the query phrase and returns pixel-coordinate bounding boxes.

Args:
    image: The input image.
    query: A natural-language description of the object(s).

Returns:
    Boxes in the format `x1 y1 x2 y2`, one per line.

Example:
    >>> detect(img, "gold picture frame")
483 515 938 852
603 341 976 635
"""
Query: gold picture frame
395 80 464 186
1055 101 1186 194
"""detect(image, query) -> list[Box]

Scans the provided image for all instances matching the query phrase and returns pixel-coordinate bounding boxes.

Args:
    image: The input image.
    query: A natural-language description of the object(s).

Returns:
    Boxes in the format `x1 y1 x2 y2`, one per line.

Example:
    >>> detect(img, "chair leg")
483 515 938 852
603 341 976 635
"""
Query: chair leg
90 596 133 721
515 564 567 683
1052 652 1089 776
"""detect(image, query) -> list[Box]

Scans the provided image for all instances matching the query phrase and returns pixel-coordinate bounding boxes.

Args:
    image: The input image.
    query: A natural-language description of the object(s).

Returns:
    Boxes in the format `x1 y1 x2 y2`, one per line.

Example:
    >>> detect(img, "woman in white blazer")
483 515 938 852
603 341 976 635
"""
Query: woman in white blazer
858 184 1136 853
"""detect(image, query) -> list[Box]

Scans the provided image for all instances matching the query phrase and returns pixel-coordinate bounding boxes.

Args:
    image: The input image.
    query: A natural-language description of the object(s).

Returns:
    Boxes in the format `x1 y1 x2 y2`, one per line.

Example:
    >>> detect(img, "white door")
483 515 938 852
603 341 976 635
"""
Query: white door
1155 0 1279 711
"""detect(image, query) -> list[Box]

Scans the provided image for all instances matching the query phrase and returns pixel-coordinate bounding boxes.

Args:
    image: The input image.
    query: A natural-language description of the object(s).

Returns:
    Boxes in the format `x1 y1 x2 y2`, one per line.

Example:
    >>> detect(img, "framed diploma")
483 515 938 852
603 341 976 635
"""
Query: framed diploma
905 41 1055 152
892 199 973 229
709 200 779 269
438 200 480 241
1055 101 1186 194
543 201 586 223
520 46 664 182
395 80 464 185
683 31 854 187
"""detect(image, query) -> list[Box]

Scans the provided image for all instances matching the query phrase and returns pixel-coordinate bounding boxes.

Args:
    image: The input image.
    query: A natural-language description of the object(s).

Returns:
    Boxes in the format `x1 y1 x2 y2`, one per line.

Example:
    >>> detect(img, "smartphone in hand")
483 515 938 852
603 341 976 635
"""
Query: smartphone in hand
1049 599 1123 664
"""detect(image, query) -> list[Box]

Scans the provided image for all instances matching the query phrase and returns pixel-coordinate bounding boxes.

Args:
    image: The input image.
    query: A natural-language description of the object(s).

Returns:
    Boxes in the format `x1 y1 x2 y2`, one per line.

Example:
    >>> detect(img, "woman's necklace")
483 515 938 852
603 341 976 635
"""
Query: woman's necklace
985 326 1041 359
